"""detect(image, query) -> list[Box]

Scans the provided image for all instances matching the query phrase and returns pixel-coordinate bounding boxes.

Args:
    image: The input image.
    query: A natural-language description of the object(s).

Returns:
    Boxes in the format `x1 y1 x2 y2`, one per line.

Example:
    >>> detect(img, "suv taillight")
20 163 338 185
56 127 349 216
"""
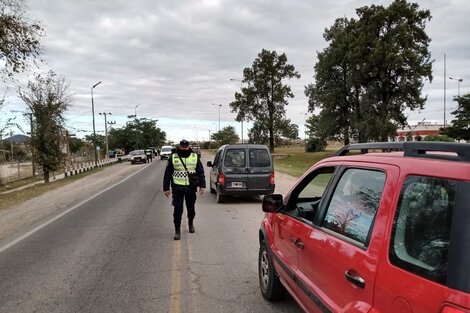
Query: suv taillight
442 305 469 313
218 173 225 185
270 173 275 185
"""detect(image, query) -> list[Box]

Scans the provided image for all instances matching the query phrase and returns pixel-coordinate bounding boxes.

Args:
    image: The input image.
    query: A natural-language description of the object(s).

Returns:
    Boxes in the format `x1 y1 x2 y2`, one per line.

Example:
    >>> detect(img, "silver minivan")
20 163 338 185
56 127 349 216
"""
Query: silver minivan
206 144 275 203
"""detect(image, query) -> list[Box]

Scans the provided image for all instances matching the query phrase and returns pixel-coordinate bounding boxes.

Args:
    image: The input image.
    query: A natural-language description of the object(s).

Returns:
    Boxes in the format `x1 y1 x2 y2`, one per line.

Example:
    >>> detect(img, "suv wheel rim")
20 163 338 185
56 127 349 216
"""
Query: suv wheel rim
260 249 269 289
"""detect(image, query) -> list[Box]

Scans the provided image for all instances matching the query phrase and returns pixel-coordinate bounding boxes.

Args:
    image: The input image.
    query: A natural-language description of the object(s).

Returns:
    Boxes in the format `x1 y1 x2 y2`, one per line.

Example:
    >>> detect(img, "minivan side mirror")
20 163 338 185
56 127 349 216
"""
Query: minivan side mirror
262 194 284 213
207 161 213 167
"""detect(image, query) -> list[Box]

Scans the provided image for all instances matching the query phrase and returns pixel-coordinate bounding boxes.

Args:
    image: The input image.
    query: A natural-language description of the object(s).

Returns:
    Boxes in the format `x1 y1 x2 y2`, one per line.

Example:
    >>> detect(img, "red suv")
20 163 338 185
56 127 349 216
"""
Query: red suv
258 142 470 313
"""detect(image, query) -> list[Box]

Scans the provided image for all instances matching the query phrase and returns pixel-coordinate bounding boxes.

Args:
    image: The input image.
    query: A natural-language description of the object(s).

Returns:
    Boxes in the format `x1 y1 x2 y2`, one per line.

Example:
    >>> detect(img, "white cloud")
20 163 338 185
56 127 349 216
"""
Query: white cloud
2 0 469 142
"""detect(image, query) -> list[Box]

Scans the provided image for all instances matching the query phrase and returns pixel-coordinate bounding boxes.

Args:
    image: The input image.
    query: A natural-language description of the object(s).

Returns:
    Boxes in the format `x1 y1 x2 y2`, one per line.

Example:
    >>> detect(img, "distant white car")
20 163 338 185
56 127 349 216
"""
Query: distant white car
160 146 174 160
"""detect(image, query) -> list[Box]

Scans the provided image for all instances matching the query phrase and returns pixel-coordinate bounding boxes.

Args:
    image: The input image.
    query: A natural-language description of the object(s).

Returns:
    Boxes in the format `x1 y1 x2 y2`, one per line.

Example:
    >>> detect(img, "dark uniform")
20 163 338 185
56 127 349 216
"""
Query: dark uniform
145 147 153 163
163 139 206 240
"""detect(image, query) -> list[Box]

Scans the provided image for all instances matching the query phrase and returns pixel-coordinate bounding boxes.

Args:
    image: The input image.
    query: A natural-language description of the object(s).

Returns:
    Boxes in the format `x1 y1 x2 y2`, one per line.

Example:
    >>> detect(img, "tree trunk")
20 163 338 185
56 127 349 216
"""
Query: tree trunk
43 167 50 183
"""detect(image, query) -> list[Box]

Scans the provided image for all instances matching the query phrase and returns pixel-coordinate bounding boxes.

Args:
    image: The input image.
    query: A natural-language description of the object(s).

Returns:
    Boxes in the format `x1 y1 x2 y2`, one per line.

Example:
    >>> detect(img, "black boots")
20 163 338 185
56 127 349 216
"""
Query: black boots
174 230 181 240
174 223 194 240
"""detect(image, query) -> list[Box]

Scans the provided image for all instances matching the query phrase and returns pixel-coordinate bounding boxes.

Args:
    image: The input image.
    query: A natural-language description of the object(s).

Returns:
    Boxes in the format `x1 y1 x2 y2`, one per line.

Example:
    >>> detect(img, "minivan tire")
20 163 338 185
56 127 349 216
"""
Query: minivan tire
259 239 285 301
216 187 225 203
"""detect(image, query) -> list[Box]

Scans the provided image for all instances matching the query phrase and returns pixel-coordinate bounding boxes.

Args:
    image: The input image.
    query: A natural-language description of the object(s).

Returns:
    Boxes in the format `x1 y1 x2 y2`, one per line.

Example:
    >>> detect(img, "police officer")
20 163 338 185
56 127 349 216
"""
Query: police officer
145 147 153 163
163 139 206 240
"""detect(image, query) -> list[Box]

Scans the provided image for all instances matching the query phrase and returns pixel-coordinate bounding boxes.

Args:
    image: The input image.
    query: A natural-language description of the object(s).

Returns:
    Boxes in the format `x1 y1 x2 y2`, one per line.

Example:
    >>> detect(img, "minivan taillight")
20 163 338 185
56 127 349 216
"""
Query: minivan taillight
441 305 468 313
218 173 225 185
270 173 275 185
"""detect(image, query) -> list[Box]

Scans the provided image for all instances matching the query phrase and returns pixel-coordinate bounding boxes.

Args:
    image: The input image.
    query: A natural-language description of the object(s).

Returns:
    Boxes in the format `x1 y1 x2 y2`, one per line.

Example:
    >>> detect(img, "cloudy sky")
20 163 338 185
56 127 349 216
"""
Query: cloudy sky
3 0 469 142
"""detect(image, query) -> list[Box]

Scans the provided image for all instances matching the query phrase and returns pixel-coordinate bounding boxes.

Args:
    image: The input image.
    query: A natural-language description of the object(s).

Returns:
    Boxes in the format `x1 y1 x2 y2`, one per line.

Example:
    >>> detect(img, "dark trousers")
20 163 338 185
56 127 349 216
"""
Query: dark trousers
146 155 152 162
172 189 197 232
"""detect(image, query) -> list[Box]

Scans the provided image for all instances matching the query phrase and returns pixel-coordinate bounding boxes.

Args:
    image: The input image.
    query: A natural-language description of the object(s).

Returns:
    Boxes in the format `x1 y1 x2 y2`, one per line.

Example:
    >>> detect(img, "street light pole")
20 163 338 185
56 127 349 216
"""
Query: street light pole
230 78 245 143
212 103 222 131
449 77 463 97
99 112 112 159
208 129 211 150
444 54 446 129
91 81 102 167
135 104 141 118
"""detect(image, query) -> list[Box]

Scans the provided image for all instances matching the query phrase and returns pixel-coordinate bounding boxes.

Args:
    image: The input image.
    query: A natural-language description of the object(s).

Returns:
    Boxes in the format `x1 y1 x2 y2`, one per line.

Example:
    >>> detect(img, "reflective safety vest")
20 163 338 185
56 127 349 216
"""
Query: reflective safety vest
145 148 152 156
171 152 197 186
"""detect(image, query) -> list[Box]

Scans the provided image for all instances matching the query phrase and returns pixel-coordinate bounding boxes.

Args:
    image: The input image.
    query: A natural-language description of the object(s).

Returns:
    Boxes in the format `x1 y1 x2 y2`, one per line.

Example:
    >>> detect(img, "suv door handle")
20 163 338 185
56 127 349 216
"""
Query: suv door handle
291 238 304 249
344 270 365 288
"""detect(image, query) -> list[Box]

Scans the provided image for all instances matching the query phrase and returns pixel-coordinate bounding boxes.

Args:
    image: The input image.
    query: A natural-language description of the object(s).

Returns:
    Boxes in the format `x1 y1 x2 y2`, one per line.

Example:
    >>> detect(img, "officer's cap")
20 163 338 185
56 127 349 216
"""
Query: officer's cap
179 139 190 147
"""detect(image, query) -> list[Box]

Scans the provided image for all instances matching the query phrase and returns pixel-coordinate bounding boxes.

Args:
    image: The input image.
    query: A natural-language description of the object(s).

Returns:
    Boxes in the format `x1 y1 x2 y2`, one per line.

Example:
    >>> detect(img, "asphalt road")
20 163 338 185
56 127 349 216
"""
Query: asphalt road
0 158 300 313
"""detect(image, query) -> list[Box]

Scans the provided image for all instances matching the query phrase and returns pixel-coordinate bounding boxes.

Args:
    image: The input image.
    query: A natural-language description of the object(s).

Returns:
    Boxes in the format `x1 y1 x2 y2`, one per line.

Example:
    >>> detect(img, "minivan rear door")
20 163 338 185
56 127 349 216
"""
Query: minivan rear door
222 148 248 190
246 147 272 191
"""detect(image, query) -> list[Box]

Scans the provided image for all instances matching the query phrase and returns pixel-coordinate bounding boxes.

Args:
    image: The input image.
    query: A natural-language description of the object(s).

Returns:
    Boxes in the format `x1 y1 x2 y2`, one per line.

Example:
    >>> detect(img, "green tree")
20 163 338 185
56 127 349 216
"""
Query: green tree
248 118 298 145
108 117 166 153
306 0 432 143
230 49 300 152
211 125 239 146
305 113 330 141
0 0 43 79
445 94 470 141
19 71 72 183
69 136 85 154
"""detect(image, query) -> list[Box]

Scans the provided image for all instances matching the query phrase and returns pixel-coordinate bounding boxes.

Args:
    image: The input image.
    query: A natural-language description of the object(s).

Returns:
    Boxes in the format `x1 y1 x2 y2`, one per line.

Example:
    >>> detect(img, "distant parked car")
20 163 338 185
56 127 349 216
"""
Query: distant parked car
128 150 147 164
190 144 202 158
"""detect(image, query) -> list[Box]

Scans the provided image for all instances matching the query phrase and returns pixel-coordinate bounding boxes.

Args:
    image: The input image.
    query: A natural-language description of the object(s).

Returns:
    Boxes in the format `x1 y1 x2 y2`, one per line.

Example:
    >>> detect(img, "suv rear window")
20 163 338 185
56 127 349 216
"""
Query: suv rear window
224 149 246 167
390 176 455 285
249 149 270 167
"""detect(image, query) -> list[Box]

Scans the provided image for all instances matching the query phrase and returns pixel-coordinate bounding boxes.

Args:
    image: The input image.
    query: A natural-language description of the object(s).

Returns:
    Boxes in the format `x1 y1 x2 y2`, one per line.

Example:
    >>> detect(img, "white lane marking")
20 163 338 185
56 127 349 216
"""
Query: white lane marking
0 164 151 254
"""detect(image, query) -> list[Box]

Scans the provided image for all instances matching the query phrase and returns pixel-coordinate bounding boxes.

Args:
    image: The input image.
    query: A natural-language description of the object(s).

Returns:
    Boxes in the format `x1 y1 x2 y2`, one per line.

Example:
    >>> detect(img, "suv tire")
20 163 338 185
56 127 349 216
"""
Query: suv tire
258 239 285 301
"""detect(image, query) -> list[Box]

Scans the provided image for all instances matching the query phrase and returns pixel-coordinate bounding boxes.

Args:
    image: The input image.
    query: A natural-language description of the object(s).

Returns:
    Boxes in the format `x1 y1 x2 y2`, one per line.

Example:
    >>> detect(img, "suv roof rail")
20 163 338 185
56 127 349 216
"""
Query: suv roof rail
334 142 404 156
334 142 470 162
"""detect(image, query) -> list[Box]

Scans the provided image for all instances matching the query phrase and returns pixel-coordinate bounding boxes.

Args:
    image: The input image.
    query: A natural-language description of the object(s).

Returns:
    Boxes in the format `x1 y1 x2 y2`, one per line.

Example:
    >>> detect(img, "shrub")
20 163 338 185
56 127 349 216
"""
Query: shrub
423 135 454 142
306 138 327 152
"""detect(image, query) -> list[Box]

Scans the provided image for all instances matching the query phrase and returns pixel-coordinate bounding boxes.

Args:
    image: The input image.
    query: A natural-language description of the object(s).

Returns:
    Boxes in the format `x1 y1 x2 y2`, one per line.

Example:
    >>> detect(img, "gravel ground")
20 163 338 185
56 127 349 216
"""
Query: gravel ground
0 156 299 244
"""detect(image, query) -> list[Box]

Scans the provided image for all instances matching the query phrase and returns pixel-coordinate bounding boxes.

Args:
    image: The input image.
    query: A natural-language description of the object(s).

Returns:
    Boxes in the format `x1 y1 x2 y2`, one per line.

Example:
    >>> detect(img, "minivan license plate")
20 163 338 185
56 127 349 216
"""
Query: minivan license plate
231 182 243 188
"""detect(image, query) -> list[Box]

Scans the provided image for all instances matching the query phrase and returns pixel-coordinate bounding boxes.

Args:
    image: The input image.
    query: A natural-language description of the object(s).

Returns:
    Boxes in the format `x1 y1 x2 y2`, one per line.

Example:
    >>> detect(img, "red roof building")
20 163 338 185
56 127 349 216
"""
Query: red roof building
395 122 444 141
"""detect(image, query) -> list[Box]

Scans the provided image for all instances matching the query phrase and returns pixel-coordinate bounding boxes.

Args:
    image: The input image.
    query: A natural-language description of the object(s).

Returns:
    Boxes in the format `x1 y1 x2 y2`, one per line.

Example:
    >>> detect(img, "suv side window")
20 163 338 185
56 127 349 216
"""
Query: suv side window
390 176 455 284
322 168 385 245
287 167 335 222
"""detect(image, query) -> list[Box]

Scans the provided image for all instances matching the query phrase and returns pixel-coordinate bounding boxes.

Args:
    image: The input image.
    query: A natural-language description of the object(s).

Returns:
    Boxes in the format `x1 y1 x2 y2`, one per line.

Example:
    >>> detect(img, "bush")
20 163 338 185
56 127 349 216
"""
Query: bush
306 138 327 152
423 135 455 142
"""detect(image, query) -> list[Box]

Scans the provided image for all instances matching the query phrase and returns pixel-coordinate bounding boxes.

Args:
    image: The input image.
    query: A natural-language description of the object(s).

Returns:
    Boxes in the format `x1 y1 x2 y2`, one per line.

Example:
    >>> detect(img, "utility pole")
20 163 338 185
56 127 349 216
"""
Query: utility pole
0 132 5 161
10 131 13 162
27 113 35 177
99 112 112 159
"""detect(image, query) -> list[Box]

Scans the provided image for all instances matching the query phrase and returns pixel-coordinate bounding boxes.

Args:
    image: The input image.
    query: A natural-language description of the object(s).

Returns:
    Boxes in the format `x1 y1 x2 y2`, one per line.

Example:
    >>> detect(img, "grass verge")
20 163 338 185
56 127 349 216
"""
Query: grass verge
0 176 43 192
272 146 336 177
